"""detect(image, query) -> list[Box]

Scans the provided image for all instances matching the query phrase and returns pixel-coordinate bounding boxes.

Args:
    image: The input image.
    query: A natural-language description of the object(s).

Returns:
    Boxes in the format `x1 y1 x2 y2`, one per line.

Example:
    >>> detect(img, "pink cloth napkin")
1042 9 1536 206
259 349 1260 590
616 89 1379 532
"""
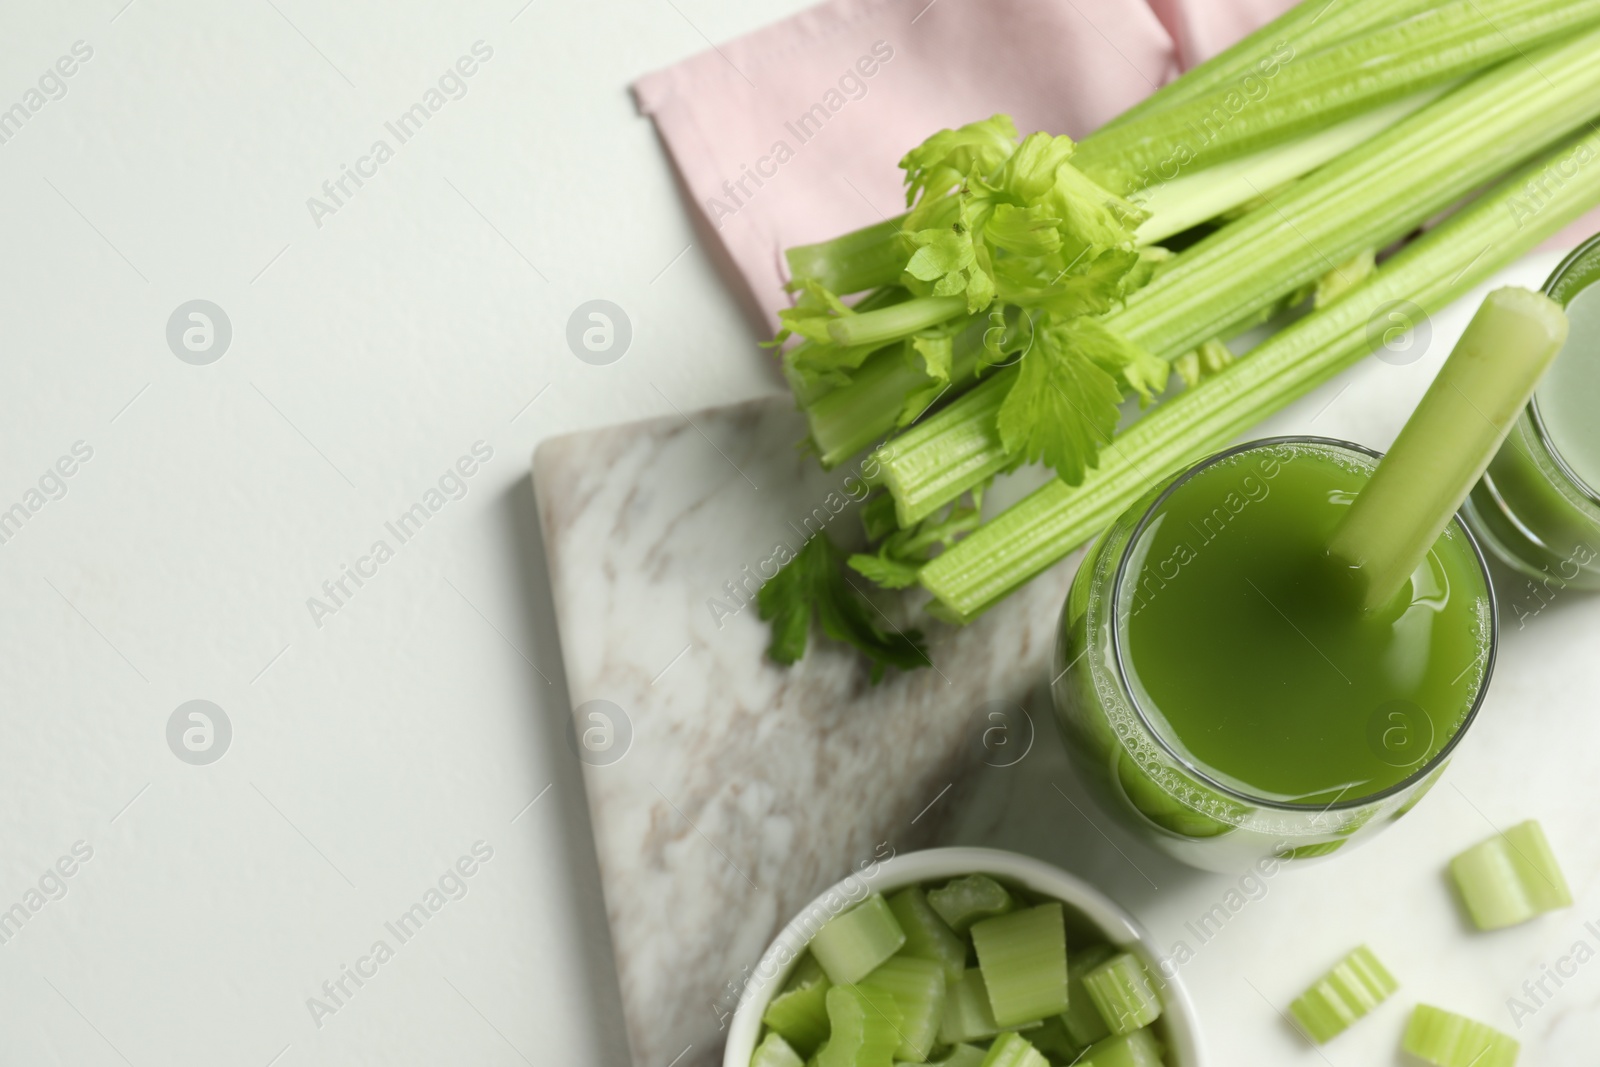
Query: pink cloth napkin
634 0 1600 333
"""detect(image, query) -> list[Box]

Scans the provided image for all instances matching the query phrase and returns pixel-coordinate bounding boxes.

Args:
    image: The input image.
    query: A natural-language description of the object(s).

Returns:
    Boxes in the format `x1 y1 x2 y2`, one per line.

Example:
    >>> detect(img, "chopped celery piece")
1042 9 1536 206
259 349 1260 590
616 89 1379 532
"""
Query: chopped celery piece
764 954 833 1056
1288 945 1398 1043
927 875 1015 934
1081 953 1162 1036
916 1045 986 1067
752 1031 806 1067
1062 944 1118 1046
862 956 946 1062
1077 1027 1164 1067
939 969 1040 1045
1025 1016 1081 1061
887 887 967 984
813 895 908 985
1450 820 1572 931
1402 1005 1519 1067
818 985 903 1067
971 904 1069 1027
977 1031 1048 1067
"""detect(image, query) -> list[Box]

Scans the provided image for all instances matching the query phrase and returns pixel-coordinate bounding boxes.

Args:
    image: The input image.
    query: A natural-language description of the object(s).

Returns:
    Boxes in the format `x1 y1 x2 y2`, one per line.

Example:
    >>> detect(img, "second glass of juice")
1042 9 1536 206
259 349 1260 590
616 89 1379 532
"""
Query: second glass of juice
1052 436 1496 871
1464 233 1600 592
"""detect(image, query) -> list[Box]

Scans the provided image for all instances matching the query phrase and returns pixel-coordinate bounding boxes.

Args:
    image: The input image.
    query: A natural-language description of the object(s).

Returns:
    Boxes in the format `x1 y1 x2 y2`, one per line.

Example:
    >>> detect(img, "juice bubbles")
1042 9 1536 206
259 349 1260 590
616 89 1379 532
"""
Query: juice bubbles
1465 235 1600 591
1052 438 1495 871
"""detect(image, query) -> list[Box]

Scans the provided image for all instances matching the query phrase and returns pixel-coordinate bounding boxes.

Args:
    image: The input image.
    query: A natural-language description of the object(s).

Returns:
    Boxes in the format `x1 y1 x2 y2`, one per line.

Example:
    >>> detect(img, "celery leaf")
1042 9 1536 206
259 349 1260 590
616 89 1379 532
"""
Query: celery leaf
758 534 928 681
899 114 1020 208
997 322 1124 485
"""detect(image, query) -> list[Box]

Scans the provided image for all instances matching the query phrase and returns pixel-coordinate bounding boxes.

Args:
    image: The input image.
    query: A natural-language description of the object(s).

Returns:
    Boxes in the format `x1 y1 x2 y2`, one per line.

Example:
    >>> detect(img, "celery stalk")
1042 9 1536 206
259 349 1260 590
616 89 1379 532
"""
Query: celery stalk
1288 945 1399 1043
752 1032 806 1067
921 124 1600 620
787 215 909 296
818 985 903 1067
830 297 968 348
877 369 1018 526
1103 0 1439 132
977 1032 1048 1067
971 904 1069 1028
1449 820 1572 931
887 887 967 985
1402 1004 1520 1067
1076 0 1600 190
881 32 1600 524
1062 944 1118 1046
927 875 1015 934
1132 87 1448 245
1329 288 1569 609
1080 953 1162 1036
862 956 946 1062
808 318 988 468
763 954 833 1056
1110 28 1600 361
812 895 908 985
1076 1027 1164 1067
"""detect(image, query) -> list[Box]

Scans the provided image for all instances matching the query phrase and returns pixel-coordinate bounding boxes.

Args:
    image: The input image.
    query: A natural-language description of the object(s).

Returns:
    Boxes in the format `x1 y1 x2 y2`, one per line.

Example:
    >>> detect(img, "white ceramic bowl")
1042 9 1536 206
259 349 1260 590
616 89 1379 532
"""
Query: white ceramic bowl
723 846 1204 1066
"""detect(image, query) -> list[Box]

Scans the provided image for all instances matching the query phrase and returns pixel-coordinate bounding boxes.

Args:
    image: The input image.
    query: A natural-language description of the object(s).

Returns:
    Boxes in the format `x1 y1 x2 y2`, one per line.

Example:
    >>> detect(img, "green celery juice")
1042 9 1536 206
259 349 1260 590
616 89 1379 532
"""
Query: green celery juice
1117 441 1492 806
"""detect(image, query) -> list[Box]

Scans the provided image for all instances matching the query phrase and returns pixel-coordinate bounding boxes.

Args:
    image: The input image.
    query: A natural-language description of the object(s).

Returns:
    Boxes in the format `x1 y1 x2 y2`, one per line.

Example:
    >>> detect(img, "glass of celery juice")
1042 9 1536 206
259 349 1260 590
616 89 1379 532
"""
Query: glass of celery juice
1051 437 1496 871
1464 235 1600 589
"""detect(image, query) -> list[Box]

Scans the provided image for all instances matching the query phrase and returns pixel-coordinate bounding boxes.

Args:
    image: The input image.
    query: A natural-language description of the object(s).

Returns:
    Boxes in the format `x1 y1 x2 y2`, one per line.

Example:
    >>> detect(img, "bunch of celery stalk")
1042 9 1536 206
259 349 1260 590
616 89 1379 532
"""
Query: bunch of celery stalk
757 0 1600 673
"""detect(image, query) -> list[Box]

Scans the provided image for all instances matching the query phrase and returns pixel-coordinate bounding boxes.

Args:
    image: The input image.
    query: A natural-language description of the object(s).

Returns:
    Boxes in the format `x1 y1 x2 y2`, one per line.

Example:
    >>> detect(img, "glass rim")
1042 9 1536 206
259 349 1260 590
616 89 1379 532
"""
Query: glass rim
1528 231 1600 507
1107 434 1500 813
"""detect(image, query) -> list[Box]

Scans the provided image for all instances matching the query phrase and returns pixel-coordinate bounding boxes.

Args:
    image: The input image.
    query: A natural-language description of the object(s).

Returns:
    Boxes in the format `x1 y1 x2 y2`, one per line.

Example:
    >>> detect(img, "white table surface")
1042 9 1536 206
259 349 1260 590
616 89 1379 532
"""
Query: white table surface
3 2 1598 1065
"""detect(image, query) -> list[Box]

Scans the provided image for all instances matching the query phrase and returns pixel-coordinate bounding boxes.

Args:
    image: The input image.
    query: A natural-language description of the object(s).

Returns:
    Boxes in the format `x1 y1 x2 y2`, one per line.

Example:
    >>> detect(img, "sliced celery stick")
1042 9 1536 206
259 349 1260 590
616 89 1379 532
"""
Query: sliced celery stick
1450 820 1572 931
977 1031 1048 1067
1082 953 1162 1036
939 969 1002 1046
888 887 967 984
818 985 903 1067
1289 945 1398 1044
763 954 832 1056
939 969 1043 1045
1025 1016 1081 1061
971 904 1069 1027
1077 1027 1164 1067
862 956 946 1062
908 1045 986 1067
812 895 908 985
1402 1004 1520 1067
927 875 1015 934
752 1031 805 1067
1328 286 1570 609
1062 944 1118 1046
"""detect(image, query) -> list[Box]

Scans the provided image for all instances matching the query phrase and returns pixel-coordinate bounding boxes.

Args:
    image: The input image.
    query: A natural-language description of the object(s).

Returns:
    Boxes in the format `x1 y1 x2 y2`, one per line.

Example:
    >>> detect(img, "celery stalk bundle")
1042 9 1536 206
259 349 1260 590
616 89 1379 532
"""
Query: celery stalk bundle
756 0 1600 673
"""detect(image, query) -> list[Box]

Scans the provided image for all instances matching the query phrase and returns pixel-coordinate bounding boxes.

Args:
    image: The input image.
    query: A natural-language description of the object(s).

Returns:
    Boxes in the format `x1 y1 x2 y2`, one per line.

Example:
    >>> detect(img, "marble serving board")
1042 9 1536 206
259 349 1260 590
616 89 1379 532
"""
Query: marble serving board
532 395 1081 1067
534 254 1600 1067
